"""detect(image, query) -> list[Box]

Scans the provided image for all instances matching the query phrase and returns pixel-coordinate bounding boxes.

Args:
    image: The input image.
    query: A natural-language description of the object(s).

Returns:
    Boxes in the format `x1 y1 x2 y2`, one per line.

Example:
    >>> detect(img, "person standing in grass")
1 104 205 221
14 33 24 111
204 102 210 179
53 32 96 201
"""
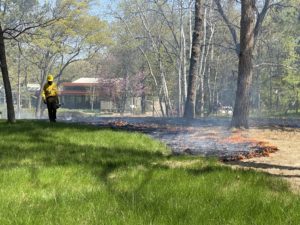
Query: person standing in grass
42 74 59 122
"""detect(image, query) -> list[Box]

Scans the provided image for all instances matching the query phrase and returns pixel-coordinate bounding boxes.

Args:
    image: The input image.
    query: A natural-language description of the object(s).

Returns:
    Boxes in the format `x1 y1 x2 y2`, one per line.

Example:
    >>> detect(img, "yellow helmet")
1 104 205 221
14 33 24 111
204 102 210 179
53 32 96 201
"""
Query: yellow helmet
47 74 54 81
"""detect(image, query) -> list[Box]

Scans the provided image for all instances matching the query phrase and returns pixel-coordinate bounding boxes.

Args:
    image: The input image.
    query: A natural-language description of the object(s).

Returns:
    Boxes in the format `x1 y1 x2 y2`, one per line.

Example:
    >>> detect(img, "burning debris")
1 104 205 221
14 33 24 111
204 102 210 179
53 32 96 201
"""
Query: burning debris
101 120 165 133
219 131 279 161
96 119 182 134
62 117 299 162
81 118 281 162
219 139 278 161
108 120 129 127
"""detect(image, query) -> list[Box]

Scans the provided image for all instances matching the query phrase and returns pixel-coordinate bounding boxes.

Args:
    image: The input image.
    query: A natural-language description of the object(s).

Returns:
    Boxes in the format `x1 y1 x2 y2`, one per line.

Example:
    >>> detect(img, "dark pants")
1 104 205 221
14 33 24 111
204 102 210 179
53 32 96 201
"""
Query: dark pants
46 96 58 122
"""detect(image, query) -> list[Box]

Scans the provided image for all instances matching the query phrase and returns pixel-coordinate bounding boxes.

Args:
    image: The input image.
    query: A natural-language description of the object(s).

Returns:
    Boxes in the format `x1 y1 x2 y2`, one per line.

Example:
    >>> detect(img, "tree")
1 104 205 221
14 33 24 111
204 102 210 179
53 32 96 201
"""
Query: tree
0 0 42 123
113 1 171 116
215 0 273 128
0 23 15 122
184 0 203 118
21 1 111 118
0 0 67 122
230 0 255 128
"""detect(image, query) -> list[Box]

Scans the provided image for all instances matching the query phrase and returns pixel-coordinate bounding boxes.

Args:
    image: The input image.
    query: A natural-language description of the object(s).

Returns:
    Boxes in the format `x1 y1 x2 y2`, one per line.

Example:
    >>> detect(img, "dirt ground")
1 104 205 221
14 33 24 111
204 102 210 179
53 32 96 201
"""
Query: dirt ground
229 127 300 192
66 116 300 192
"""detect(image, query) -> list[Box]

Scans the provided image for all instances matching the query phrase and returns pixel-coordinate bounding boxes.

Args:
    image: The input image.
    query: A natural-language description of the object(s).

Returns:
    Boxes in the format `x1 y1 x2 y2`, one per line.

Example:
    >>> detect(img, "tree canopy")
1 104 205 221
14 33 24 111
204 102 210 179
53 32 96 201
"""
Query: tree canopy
0 0 299 123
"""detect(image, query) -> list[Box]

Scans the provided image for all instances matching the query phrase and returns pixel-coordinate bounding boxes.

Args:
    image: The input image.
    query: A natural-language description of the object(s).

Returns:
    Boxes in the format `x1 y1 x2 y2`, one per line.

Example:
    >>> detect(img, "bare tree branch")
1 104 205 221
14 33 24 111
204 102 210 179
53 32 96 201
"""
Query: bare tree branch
214 0 239 55
254 0 270 42
114 14 158 87
3 17 61 40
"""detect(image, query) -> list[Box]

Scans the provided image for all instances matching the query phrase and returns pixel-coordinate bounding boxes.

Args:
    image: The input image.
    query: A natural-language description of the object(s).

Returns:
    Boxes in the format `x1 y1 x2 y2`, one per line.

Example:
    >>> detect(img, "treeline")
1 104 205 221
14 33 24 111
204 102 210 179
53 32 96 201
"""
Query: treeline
0 0 299 125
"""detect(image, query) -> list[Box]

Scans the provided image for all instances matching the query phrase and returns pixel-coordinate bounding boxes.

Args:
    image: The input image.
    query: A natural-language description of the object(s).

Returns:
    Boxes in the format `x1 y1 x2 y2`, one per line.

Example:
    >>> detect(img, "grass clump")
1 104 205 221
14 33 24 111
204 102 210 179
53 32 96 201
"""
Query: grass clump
0 120 299 225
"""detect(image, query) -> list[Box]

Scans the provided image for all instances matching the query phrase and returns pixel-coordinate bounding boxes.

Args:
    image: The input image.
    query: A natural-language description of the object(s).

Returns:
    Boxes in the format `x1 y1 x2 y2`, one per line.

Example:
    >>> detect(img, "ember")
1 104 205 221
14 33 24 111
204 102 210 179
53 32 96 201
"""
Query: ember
65 117 290 162
108 120 129 127
221 133 257 144
219 132 279 161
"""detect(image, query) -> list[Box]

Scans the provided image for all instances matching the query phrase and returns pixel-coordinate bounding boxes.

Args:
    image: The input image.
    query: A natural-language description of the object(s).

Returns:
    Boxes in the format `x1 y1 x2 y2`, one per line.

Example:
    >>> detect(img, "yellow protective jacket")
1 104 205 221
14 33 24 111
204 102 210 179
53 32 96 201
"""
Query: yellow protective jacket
42 82 58 101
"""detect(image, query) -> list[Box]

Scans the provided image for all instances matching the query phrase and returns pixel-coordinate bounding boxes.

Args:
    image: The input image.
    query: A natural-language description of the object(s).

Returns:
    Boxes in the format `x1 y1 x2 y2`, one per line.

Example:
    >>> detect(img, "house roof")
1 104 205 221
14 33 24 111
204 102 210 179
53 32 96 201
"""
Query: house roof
60 78 125 99
27 83 40 91
72 78 100 84
61 82 96 87
62 77 124 87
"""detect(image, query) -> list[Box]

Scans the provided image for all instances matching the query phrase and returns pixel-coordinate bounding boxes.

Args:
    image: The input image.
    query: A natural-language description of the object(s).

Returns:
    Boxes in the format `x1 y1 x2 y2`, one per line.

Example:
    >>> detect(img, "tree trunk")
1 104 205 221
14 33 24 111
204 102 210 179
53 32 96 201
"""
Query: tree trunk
231 0 255 128
212 62 219 113
195 75 204 115
177 7 182 116
181 0 187 107
203 25 215 116
177 57 182 116
158 87 165 117
158 49 172 117
188 0 193 60
196 6 207 117
204 0 215 115
141 92 146 114
119 66 129 115
17 50 21 119
0 24 15 123
296 91 299 114
268 69 272 113
184 0 203 119
182 27 187 106
205 41 214 115
177 1 184 116
137 7 173 117
35 73 45 119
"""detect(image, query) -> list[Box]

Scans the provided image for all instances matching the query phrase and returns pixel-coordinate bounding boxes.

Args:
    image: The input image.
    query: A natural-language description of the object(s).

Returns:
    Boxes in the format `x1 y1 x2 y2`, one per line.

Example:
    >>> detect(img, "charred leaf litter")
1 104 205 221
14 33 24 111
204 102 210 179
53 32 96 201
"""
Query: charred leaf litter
62 116 300 162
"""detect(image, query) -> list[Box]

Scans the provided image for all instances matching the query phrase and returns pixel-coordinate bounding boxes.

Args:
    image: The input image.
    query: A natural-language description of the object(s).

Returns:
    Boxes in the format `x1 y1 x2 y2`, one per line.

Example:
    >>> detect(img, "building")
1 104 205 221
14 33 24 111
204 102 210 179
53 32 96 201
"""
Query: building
60 77 140 112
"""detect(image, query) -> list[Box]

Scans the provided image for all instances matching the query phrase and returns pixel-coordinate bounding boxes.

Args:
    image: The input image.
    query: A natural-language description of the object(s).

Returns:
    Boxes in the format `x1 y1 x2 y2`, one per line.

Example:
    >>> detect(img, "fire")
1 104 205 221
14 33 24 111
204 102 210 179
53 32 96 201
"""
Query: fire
221 134 257 144
220 131 278 161
98 119 279 162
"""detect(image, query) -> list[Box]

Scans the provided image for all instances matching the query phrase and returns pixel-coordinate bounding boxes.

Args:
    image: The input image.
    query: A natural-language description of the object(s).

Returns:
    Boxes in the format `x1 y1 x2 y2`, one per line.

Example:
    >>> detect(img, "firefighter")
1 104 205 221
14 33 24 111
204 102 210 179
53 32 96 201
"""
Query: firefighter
42 74 59 122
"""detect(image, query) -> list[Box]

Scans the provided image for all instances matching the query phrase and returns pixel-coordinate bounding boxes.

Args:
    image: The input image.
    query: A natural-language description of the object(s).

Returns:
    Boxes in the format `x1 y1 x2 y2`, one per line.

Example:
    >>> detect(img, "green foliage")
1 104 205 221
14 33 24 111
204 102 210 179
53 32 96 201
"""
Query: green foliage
60 60 95 82
282 38 300 86
252 0 300 114
0 0 38 24
1 0 299 117
279 1 300 91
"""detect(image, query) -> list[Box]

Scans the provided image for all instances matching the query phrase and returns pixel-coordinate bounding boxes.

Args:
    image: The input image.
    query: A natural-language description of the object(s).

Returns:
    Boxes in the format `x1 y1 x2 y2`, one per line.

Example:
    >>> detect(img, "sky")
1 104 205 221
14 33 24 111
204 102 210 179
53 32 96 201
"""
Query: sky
90 0 118 21
38 0 118 22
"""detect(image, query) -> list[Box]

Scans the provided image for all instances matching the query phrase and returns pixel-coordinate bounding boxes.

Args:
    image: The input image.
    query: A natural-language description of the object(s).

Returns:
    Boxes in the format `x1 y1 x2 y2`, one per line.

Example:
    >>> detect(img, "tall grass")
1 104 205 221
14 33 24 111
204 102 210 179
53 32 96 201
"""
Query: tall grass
0 120 299 225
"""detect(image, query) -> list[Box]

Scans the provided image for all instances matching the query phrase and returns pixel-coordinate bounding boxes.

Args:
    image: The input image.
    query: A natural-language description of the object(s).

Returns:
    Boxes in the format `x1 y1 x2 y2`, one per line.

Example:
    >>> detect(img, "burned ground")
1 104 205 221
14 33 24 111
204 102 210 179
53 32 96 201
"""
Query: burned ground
61 116 300 190
62 116 299 161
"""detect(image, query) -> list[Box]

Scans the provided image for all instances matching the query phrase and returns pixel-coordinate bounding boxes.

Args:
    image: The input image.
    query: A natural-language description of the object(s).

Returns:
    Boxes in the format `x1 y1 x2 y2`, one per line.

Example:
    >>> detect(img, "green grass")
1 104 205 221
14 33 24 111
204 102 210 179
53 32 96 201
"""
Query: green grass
0 120 300 225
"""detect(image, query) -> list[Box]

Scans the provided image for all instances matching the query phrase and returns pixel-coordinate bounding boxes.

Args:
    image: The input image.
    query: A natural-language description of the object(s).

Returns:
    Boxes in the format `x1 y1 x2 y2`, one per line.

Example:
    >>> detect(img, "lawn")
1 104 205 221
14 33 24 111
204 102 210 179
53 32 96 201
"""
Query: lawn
0 120 299 225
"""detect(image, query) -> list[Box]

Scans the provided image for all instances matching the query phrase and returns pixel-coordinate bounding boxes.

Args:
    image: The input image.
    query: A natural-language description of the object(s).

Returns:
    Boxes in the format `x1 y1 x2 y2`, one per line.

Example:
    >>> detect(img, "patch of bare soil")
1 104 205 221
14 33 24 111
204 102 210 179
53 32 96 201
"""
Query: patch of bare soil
228 128 300 192
64 116 300 191
92 120 279 160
